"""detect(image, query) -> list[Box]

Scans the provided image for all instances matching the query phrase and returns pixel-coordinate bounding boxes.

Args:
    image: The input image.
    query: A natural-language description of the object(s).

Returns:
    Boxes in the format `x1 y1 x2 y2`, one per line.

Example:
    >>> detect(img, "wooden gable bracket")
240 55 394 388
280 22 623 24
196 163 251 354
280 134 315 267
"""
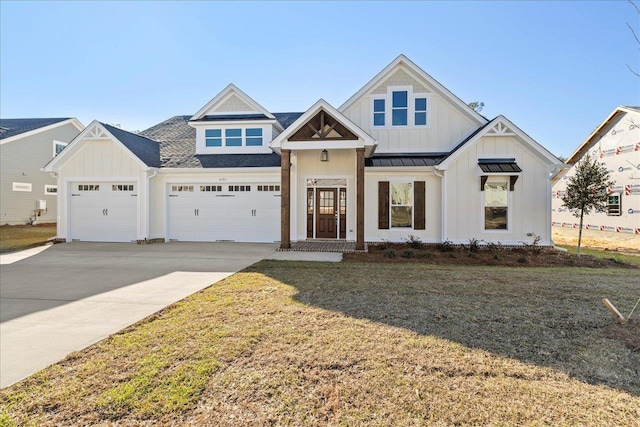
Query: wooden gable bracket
480 176 488 191
289 110 358 141
510 175 519 191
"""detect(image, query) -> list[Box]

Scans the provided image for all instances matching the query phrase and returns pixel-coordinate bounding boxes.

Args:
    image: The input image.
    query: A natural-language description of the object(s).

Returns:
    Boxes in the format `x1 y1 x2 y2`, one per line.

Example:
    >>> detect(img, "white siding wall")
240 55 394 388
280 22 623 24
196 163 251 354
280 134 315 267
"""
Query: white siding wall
341 70 479 154
0 123 80 225
57 139 146 240
444 135 552 245
552 110 640 233
291 149 356 241
364 170 442 243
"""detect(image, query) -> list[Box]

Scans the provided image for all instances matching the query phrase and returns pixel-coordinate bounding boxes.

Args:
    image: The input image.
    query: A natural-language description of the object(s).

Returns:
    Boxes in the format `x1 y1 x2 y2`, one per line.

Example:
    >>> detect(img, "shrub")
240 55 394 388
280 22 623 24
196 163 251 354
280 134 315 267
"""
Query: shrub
383 249 396 259
422 252 434 259
379 239 391 250
404 235 424 249
487 242 503 260
402 250 415 259
466 238 480 253
438 240 455 252
521 233 543 254
517 256 528 264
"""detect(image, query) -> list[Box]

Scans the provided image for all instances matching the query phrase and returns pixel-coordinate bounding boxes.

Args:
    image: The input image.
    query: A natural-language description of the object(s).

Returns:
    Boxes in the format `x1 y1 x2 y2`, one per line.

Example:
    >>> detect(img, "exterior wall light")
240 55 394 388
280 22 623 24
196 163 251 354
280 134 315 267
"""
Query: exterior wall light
321 149 329 162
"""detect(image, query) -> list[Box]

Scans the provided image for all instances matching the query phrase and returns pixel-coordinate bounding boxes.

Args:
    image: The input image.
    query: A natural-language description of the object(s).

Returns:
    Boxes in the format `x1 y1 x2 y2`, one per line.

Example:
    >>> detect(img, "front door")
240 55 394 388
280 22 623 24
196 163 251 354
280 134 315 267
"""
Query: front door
316 188 337 238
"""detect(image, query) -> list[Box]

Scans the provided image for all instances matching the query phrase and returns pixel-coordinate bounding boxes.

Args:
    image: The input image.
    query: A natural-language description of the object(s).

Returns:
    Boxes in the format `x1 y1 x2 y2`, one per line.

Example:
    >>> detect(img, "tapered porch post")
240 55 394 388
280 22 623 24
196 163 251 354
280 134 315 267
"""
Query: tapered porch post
356 148 365 250
281 149 291 249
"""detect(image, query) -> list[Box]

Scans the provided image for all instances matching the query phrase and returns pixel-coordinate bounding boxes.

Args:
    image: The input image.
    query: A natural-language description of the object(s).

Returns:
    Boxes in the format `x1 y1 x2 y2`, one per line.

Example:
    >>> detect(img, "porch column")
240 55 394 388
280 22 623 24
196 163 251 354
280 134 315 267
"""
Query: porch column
281 149 291 249
356 148 365 250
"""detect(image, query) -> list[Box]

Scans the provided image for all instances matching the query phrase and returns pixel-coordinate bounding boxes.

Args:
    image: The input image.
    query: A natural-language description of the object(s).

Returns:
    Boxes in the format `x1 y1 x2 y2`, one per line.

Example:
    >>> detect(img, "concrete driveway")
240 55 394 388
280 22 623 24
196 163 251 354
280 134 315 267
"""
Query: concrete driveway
0 242 278 388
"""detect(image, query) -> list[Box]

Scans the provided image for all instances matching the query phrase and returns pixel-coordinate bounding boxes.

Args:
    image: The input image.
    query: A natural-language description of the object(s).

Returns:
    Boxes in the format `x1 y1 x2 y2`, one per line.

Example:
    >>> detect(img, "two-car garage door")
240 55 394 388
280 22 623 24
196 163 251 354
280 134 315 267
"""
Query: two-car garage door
70 182 137 242
167 183 280 242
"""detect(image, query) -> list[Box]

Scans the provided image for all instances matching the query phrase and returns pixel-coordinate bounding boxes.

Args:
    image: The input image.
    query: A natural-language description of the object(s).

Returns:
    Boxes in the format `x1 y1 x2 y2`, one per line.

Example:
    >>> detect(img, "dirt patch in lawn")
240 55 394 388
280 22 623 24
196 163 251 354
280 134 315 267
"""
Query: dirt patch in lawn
0 223 57 253
345 242 638 269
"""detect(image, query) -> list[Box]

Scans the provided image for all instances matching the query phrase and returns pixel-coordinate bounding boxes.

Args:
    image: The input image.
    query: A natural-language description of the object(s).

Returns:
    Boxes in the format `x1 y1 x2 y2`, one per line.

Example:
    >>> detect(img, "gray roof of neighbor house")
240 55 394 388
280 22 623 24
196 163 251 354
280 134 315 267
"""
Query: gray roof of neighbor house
139 113 303 168
101 122 161 168
0 118 73 140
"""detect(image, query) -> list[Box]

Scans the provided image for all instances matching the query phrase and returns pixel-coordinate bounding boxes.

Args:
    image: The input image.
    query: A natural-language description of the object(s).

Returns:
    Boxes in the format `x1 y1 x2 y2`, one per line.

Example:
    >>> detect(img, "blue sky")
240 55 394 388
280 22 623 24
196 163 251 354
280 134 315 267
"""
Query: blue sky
1 1 638 157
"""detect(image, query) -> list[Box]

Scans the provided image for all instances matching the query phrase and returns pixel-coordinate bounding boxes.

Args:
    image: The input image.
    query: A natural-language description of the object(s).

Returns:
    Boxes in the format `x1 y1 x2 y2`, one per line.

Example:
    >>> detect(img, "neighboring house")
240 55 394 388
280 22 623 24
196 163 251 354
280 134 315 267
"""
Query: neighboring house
1 118 84 225
552 106 640 234
44 55 562 247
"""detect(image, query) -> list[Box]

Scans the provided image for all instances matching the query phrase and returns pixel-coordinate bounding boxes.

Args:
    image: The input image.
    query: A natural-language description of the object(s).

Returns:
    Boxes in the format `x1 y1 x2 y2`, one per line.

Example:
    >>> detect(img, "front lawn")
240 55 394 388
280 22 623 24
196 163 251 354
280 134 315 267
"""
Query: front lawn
0 224 57 254
1 262 638 425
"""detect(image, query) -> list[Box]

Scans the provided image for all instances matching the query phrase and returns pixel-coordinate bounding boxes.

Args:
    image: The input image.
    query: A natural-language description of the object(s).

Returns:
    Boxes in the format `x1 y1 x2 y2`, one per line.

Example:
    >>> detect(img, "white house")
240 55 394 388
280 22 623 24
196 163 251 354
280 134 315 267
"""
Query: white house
552 106 640 235
44 55 562 247
1 118 84 225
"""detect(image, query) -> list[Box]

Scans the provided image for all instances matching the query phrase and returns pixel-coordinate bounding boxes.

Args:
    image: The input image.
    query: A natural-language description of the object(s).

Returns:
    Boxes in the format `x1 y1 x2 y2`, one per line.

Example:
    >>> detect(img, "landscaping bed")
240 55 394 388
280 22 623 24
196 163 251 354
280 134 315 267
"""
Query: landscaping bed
345 241 639 268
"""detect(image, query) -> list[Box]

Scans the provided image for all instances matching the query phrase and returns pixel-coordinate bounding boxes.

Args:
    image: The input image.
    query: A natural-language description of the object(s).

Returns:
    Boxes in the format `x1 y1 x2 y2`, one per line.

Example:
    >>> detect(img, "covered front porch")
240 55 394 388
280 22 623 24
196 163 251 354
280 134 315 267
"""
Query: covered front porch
270 100 377 251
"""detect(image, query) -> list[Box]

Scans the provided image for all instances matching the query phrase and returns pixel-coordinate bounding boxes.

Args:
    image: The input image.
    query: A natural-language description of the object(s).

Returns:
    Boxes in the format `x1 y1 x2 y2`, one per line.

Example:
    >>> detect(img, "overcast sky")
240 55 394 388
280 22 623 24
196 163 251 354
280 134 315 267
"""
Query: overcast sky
1 1 638 157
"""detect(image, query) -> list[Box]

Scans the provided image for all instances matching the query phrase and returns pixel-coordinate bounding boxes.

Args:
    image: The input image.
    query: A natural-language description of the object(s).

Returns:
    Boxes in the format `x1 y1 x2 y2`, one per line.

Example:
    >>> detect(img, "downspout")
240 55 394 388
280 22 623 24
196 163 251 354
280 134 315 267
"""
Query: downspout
434 167 445 242
146 168 159 240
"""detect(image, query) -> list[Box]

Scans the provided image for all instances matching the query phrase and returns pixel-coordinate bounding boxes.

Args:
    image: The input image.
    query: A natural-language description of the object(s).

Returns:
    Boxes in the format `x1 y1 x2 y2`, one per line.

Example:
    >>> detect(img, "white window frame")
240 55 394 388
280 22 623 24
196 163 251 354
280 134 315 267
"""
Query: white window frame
195 124 272 155
12 182 32 192
390 181 413 229
482 177 511 232
53 140 68 157
371 86 430 129
44 184 58 195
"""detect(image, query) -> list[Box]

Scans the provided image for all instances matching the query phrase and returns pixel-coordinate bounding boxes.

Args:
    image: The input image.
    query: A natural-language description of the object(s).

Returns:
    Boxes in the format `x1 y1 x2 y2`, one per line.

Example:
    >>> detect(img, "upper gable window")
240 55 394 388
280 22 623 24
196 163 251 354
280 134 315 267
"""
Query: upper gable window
372 87 429 128
53 140 68 156
246 128 263 146
203 127 265 149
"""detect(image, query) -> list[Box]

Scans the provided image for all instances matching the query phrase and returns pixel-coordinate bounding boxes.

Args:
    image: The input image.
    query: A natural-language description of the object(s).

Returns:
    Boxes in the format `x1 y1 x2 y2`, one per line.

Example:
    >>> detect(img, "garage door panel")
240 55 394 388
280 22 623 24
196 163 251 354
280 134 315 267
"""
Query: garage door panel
167 183 279 242
70 182 137 242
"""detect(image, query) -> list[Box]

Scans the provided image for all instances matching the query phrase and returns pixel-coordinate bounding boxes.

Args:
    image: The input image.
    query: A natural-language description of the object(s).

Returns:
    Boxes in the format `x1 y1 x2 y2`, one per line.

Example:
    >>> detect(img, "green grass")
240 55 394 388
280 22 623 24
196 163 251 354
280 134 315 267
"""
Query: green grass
0 224 56 253
1 262 639 425
558 244 640 266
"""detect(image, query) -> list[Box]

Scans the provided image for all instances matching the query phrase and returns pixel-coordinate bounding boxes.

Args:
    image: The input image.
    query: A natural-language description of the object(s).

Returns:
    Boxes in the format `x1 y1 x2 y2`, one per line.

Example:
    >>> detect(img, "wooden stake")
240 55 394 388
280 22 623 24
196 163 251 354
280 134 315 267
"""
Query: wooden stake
602 298 626 323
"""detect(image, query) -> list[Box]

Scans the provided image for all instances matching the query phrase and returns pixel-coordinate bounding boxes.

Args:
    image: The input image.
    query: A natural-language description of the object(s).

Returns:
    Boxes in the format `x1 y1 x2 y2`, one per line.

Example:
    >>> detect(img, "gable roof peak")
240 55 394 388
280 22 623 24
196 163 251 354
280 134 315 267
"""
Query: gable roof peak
190 84 275 121
339 54 488 126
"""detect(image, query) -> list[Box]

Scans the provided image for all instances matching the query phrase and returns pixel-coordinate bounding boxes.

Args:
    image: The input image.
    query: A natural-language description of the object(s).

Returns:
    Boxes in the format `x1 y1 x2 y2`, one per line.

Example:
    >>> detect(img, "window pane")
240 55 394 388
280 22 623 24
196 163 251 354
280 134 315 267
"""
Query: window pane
392 109 408 126
246 128 262 137
485 207 507 229
374 99 385 112
205 137 222 147
205 129 221 137
226 138 242 146
373 113 385 126
485 182 508 206
415 112 427 126
246 137 262 146
415 98 427 111
391 206 412 227
226 128 241 137
55 144 65 154
392 91 407 108
391 183 412 205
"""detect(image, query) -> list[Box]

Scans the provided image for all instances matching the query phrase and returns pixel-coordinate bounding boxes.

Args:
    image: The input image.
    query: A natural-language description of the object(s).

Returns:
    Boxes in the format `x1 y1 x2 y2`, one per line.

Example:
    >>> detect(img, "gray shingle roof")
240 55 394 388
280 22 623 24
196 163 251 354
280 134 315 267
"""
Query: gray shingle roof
101 122 161 168
0 118 72 140
139 114 303 168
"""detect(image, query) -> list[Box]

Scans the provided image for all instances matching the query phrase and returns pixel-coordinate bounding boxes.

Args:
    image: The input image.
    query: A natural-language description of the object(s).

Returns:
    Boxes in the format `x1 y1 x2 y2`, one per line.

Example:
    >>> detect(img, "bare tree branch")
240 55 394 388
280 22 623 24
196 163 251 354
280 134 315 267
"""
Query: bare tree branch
628 0 640 15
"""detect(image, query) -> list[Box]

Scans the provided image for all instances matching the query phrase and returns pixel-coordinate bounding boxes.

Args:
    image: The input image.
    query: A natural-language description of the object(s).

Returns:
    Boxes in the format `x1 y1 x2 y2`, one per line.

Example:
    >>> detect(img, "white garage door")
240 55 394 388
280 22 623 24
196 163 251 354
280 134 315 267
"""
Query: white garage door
167 183 280 242
70 182 137 242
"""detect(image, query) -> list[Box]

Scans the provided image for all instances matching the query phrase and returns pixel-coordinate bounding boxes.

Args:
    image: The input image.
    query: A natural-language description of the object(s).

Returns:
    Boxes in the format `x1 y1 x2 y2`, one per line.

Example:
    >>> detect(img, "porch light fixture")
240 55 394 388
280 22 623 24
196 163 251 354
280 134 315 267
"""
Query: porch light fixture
321 149 329 162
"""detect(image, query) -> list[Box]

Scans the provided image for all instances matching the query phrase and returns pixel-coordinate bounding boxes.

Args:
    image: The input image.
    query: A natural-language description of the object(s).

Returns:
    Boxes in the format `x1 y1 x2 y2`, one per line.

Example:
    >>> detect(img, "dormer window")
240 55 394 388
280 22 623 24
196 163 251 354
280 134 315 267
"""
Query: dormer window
246 128 263 146
372 86 429 128
205 129 222 147
225 129 242 146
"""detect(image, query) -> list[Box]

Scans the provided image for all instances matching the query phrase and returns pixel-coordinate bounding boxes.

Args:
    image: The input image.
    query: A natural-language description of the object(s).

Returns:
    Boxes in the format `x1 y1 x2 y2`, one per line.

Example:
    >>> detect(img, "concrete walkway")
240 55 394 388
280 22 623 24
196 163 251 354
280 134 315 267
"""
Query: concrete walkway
0 242 277 388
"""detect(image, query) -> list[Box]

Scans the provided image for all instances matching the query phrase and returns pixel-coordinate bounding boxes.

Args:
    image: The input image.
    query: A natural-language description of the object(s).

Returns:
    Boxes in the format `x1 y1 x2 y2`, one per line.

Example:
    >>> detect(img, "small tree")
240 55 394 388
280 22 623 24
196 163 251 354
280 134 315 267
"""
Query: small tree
561 153 614 257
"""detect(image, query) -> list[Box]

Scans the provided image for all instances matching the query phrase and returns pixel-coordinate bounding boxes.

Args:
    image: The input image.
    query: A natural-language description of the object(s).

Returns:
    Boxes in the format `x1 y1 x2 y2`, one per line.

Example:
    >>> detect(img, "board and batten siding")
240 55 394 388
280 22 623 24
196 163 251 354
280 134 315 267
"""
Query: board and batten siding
364 171 441 243
292 149 356 241
444 135 552 245
57 138 147 241
0 123 80 225
341 71 479 154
